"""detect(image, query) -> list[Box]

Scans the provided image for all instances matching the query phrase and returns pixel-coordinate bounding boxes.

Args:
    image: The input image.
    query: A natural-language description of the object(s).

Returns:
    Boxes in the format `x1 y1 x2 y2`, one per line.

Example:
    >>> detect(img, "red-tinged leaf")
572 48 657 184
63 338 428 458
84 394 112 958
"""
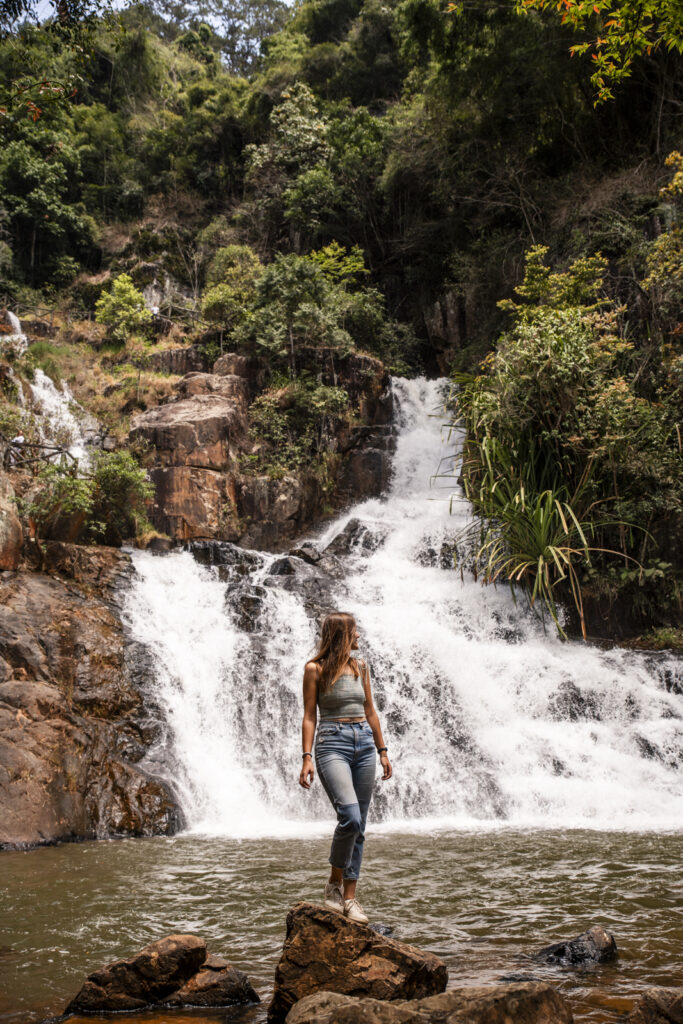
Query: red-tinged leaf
593 4 599 11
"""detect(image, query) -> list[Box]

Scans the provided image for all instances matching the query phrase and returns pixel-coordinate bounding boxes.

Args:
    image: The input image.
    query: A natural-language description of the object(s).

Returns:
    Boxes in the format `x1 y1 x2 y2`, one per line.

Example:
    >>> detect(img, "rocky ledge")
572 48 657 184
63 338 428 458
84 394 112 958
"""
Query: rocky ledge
65 933 259 1012
268 903 448 1023
286 983 574 1024
129 348 394 549
0 542 178 849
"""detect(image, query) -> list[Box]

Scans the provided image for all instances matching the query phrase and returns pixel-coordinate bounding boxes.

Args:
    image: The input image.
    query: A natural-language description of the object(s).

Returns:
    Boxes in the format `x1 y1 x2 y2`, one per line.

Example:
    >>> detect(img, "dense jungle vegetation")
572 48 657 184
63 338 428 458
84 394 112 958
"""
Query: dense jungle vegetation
0 0 681 641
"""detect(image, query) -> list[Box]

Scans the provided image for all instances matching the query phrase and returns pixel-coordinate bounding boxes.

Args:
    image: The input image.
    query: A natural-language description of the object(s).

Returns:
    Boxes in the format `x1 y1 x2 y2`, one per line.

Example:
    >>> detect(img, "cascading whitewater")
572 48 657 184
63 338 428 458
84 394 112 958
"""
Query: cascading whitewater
29 368 97 463
124 378 683 836
1 311 28 355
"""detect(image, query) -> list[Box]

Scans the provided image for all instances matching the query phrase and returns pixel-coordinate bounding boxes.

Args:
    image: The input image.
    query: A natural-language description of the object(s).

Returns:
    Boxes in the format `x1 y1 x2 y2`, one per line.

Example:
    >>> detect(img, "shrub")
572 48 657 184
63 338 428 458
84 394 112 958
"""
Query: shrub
95 274 152 345
89 450 154 545
17 451 154 547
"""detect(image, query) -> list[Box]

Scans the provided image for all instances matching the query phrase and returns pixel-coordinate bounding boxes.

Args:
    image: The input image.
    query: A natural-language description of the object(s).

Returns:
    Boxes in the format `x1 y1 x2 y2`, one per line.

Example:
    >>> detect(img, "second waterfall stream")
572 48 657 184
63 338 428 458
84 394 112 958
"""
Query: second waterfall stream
122 377 682 836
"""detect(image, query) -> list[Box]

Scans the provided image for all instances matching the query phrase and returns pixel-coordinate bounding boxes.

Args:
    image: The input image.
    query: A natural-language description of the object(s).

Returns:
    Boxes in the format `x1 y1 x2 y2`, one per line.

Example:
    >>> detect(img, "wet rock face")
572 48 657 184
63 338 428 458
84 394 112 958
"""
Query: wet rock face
627 987 683 1023
0 471 22 570
66 934 259 1012
149 346 209 376
267 903 447 1024
0 543 178 849
324 518 387 557
285 982 574 1024
535 925 617 965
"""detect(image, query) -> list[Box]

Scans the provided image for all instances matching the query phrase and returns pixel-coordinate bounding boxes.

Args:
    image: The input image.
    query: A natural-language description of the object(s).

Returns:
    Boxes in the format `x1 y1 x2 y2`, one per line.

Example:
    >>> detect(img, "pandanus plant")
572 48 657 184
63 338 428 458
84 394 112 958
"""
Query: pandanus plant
457 436 642 640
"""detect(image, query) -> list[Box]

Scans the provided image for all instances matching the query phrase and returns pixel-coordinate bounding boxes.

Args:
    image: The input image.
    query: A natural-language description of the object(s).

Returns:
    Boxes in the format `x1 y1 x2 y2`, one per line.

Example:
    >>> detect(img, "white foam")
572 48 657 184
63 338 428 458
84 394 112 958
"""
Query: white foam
124 377 683 837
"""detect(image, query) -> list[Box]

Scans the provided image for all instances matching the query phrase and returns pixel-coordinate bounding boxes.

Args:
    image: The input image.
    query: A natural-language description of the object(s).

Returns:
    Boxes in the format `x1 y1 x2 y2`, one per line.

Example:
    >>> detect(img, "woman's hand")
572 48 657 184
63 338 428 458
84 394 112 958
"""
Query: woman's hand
299 755 315 789
380 752 392 781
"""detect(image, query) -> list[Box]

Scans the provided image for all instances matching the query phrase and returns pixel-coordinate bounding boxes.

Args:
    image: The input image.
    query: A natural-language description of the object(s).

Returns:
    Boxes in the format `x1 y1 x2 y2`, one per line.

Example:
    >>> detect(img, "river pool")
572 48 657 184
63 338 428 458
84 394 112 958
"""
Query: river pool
1 828 681 1023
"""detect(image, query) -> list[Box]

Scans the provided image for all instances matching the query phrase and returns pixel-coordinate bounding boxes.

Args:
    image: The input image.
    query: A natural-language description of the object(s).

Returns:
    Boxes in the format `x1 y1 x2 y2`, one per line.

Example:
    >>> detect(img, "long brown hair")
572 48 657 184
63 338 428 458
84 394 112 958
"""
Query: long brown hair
312 612 360 694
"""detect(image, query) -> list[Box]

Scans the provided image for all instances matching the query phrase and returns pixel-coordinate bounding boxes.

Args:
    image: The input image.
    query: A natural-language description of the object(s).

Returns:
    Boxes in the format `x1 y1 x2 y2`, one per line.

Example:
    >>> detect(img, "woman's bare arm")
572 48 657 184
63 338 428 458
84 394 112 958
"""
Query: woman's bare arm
361 661 392 781
299 661 319 789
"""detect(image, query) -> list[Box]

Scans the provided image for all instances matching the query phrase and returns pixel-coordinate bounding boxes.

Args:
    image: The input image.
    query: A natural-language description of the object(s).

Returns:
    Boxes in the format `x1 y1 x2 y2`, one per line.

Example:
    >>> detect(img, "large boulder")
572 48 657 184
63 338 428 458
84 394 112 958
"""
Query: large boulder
65 935 259 1012
535 925 617 965
174 372 249 415
0 544 178 848
0 471 22 570
267 903 447 1024
286 983 574 1024
146 465 241 541
130 377 247 471
214 352 250 377
627 988 683 1023
129 374 249 541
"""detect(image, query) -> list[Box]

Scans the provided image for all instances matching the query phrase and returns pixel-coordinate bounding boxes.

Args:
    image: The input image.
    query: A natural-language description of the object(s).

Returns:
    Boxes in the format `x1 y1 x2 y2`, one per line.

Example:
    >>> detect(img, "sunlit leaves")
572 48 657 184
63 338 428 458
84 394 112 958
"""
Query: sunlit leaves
511 0 683 101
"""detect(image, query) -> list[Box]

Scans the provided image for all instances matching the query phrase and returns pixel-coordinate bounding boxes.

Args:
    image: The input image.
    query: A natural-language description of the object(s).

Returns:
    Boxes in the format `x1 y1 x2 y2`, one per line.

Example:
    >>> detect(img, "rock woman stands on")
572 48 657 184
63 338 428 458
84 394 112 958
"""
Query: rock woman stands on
299 612 392 923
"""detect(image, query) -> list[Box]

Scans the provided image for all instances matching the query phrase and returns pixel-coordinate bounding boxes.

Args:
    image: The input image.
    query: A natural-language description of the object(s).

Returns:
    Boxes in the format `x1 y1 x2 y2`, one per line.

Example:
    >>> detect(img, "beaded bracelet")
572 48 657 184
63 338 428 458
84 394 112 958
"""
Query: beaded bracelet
302 752 312 759
377 747 388 755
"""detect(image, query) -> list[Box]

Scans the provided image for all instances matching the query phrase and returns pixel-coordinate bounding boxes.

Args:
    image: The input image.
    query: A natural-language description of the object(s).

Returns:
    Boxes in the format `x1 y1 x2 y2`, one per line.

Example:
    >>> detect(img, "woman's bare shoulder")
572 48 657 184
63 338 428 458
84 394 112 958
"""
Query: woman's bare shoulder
304 659 322 676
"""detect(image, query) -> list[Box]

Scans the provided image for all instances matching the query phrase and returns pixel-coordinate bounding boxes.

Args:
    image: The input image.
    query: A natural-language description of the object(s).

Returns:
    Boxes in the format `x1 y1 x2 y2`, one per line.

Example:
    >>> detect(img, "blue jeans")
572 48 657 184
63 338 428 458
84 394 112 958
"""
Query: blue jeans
315 720 377 881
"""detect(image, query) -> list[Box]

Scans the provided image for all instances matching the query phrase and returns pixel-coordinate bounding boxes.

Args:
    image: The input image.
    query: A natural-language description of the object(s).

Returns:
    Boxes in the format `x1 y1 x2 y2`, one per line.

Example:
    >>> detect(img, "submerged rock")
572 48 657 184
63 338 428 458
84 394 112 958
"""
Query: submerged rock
535 924 617 965
268 902 447 1023
627 987 683 1023
289 543 322 565
324 517 386 557
66 934 259 1013
285 982 573 1024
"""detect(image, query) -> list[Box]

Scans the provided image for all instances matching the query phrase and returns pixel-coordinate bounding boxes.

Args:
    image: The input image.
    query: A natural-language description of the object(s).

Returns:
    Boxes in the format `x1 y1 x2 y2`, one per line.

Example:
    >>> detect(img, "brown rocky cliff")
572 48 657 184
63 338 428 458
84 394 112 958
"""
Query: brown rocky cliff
130 350 394 550
0 543 179 849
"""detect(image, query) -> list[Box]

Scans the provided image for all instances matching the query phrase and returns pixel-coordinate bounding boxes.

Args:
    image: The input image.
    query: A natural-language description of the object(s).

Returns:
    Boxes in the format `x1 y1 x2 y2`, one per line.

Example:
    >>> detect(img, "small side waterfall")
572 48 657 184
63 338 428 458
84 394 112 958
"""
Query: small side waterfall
123 378 682 836
29 368 98 463
1 311 28 355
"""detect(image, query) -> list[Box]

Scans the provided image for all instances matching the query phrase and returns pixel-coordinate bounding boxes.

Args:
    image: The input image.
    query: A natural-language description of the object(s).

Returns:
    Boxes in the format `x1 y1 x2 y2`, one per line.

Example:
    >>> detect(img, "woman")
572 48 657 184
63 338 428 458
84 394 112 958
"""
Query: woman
299 612 392 924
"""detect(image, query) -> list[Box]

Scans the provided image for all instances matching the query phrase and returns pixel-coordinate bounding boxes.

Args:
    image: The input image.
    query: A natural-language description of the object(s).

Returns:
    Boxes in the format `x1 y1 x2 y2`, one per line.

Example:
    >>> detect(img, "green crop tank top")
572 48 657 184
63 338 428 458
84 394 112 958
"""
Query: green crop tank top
317 663 367 720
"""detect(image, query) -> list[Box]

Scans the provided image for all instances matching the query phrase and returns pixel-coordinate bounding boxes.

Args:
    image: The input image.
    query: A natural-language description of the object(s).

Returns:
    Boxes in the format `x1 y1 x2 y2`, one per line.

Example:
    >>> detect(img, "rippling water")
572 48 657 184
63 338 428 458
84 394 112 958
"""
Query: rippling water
1 829 681 1023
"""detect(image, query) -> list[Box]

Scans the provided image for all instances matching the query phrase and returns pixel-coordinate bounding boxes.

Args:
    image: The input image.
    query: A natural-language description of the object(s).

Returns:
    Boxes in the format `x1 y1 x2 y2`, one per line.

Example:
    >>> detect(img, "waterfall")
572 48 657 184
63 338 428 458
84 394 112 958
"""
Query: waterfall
1 311 28 355
29 368 98 463
123 378 682 836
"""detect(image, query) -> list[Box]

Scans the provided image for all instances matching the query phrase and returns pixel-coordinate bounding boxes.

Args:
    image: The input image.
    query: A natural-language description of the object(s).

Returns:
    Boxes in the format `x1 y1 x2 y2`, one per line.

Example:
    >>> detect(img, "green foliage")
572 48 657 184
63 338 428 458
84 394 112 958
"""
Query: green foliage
512 0 683 102
246 371 349 475
18 461 94 541
308 241 368 284
236 252 338 371
202 244 263 329
458 437 614 638
643 152 683 332
454 245 682 636
95 273 152 344
22 340 61 382
0 127 96 284
89 449 154 544
17 449 153 545
498 245 608 317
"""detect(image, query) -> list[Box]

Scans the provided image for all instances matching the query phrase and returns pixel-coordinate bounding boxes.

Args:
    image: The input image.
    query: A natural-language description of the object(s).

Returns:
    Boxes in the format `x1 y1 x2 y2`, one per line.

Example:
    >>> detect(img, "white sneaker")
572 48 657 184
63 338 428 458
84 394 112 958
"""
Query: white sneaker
324 882 344 913
344 897 369 924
